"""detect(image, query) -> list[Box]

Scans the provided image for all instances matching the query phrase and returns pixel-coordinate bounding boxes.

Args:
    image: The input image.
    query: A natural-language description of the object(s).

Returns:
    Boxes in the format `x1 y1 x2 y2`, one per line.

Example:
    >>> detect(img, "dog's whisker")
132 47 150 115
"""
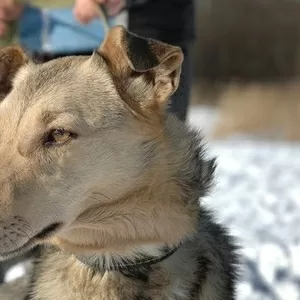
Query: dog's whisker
15 228 31 239
5 234 18 249
91 192 112 202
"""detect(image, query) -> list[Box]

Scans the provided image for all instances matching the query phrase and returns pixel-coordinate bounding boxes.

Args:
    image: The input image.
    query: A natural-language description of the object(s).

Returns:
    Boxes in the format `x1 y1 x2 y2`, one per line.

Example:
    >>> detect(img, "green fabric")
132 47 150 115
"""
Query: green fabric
0 21 18 47
31 0 74 8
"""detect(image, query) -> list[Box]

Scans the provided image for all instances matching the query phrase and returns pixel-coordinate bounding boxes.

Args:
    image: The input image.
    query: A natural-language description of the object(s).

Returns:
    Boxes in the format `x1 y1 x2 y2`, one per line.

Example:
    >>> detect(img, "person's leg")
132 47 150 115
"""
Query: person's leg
128 0 195 122
168 44 192 122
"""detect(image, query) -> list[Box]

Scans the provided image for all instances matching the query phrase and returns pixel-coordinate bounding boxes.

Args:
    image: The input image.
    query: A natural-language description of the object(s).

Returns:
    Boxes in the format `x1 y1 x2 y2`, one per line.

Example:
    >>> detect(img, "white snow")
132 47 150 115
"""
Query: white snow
188 105 300 300
5 264 25 283
258 244 288 285
290 244 300 278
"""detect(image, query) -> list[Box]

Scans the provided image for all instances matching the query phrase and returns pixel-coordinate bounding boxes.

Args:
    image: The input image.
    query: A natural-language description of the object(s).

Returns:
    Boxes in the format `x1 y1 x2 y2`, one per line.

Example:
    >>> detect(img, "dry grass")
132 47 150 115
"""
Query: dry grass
211 81 300 140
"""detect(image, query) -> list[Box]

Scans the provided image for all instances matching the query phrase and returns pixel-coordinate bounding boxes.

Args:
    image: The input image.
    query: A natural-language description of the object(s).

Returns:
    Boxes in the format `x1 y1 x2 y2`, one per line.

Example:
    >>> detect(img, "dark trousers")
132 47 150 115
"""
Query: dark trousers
168 45 192 122
128 0 195 121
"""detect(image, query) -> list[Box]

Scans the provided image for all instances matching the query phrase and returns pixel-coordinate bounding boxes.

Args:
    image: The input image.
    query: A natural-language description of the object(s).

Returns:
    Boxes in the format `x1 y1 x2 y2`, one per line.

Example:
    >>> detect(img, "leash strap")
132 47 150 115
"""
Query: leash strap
96 4 111 36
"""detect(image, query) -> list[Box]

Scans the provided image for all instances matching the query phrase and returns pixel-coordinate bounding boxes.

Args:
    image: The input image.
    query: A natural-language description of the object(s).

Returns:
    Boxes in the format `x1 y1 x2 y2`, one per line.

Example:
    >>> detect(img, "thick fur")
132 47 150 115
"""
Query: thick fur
0 26 238 299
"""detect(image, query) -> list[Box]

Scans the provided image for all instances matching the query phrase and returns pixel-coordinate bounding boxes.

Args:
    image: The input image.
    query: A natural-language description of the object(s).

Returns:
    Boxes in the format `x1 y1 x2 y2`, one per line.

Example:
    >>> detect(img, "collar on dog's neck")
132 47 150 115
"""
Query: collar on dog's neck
76 244 180 279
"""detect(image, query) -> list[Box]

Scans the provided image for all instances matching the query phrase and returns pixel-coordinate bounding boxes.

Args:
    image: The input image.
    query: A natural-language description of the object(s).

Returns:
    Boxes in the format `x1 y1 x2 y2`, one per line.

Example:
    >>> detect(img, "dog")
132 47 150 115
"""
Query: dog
0 26 239 299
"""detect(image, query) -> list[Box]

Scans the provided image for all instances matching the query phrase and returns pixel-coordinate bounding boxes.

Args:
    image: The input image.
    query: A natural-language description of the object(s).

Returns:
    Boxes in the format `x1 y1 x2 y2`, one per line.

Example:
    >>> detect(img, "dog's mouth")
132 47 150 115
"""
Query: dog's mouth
0 222 63 260
35 222 62 239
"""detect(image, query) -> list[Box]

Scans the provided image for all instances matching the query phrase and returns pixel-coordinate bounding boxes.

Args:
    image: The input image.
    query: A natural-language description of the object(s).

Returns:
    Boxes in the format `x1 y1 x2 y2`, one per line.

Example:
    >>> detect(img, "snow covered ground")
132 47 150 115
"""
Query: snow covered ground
188 106 300 300
5 105 300 300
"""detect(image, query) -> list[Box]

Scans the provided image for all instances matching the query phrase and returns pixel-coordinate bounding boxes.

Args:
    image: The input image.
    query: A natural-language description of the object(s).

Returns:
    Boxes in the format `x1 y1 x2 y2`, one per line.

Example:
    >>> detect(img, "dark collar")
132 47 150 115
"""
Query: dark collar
76 245 180 281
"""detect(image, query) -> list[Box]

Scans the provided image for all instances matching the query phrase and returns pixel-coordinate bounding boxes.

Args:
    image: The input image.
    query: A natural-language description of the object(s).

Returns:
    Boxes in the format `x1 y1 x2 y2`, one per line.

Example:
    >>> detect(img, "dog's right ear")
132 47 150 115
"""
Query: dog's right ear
0 46 28 98
98 26 184 118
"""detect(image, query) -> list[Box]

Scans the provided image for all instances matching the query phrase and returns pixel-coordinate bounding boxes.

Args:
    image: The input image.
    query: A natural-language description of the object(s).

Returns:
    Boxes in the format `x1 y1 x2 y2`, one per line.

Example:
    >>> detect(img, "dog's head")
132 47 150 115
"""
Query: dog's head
0 26 200 259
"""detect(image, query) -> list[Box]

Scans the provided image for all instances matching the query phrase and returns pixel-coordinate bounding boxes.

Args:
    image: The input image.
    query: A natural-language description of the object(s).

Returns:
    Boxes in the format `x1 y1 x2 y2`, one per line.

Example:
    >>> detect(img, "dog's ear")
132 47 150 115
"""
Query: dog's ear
99 26 183 116
0 46 28 99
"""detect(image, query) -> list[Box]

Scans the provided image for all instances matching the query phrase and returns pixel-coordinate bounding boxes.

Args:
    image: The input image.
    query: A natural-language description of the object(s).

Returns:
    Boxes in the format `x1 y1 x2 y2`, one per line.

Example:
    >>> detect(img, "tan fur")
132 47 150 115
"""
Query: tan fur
51 185 197 255
212 81 300 140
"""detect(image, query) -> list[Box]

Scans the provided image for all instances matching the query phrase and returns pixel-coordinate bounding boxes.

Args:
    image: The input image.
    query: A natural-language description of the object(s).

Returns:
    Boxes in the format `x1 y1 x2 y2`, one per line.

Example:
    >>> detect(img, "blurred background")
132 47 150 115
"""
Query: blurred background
1 1 300 300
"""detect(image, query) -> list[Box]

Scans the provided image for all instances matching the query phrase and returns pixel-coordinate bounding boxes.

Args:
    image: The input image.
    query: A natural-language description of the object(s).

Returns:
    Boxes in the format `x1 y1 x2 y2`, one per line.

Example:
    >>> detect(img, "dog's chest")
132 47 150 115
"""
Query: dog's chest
31 250 192 300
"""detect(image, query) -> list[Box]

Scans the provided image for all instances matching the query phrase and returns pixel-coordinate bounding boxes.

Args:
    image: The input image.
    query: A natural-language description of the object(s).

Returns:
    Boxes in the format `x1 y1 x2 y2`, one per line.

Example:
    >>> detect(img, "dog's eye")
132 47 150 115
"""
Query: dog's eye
44 129 74 147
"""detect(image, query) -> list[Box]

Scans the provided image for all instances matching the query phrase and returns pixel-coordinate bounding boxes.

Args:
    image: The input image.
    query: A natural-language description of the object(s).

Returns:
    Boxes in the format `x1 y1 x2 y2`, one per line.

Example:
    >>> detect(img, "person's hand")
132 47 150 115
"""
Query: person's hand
0 0 24 37
74 0 126 24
